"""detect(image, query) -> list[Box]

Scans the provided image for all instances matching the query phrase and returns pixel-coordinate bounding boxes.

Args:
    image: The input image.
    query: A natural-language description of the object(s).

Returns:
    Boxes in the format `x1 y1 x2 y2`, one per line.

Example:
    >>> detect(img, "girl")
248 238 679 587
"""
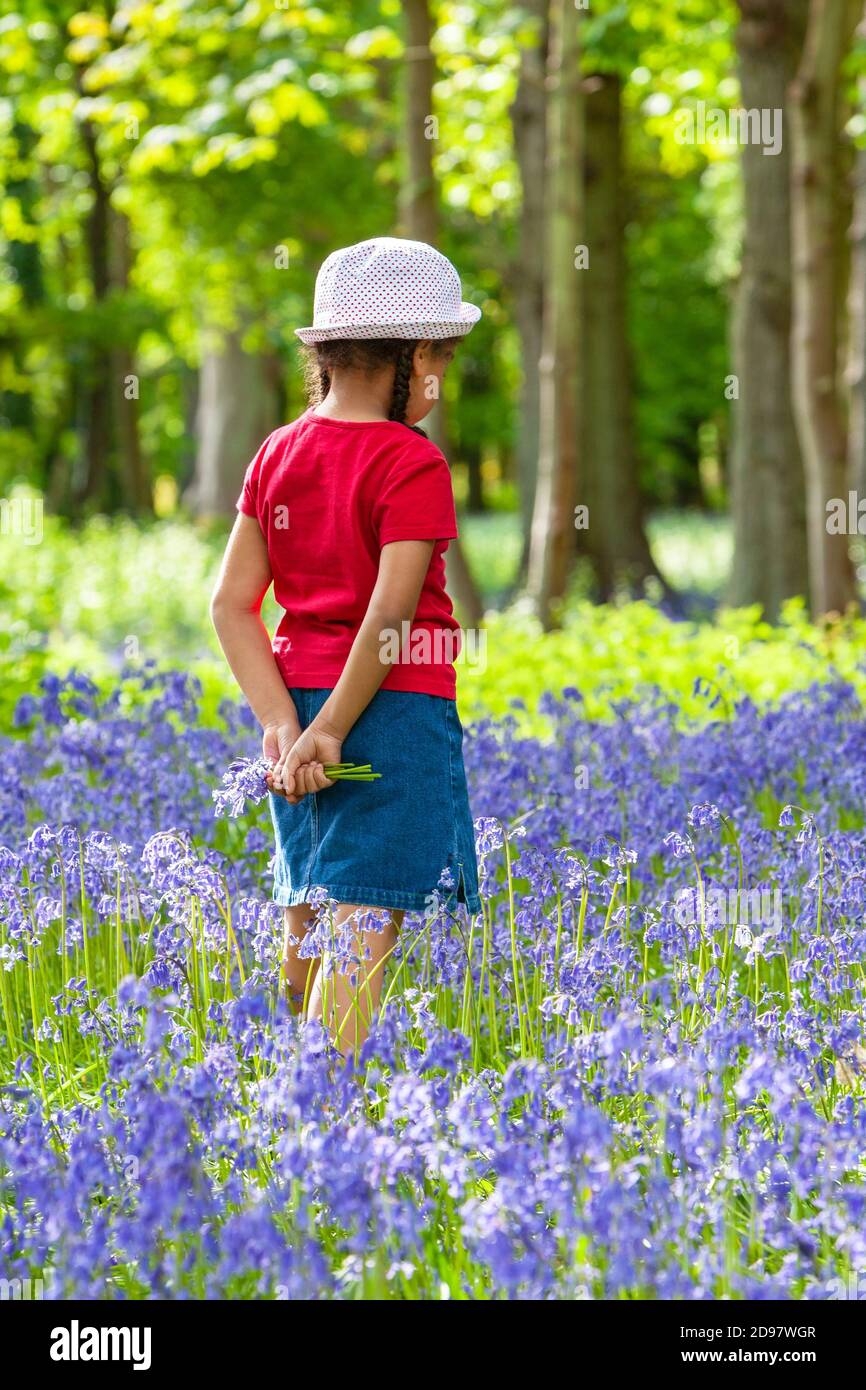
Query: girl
211 236 482 1057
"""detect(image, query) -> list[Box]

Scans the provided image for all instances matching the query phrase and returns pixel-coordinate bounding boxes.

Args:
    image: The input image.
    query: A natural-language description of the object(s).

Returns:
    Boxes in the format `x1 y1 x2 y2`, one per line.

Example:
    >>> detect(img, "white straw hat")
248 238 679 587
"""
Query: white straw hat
295 237 481 344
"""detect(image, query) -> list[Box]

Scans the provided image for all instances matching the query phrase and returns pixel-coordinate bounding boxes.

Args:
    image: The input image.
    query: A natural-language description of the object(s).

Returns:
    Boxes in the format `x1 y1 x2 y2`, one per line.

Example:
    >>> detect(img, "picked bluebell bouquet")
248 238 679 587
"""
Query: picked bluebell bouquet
214 756 380 818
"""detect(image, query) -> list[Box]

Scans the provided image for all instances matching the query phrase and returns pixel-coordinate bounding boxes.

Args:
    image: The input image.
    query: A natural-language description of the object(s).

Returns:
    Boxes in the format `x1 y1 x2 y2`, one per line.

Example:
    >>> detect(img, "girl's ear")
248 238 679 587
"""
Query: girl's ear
411 339 435 376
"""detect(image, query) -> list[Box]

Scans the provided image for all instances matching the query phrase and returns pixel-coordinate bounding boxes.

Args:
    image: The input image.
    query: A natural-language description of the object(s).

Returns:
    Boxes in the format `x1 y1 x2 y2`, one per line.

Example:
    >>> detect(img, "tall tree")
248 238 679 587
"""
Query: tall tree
74 91 112 510
109 210 150 513
0 120 43 439
527 0 582 625
729 0 809 619
510 0 548 561
790 0 860 614
188 328 279 517
581 71 658 597
847 11 866 498
400 0 483 625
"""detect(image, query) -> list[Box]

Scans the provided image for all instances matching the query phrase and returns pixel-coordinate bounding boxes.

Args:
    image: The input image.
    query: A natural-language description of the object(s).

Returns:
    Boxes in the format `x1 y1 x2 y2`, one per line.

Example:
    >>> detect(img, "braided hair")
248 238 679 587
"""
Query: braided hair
387 340 417 427
303 337 457 433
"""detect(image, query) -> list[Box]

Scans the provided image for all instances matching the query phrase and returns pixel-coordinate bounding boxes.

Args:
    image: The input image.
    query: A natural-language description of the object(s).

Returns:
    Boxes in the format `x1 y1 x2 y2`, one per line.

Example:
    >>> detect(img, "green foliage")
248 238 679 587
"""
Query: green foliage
1 513 864 737
458 596 863 731
0 0 740 513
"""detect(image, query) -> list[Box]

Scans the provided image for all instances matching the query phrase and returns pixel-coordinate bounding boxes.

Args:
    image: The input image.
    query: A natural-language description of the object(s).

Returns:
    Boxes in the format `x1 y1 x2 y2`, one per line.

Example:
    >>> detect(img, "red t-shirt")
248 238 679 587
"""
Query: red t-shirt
236 409 462 699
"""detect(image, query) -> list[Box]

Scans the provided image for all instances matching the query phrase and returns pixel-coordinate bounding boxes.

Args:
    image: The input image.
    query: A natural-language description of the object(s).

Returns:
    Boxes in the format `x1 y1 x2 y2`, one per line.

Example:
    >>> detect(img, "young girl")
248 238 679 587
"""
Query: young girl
211 237 482 1056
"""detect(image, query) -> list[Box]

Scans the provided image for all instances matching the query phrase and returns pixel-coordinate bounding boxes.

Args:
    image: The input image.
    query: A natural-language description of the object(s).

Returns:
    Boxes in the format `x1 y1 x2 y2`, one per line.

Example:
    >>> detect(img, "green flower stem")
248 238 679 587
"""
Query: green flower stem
322 763 381 781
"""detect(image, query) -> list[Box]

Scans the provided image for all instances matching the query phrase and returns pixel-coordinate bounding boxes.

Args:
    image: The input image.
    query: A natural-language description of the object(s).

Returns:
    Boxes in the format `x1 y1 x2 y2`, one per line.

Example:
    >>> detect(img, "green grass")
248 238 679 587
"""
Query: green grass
648 507 732 596
461 506 734 602
460 511 524 600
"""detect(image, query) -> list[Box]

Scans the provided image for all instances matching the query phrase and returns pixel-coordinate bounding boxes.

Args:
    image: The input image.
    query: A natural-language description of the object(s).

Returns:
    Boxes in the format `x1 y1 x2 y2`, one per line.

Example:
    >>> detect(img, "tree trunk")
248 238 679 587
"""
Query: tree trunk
1 121 43 441
729 0 809 618
510 0 547 567
180 364 200 498
847 16 866 496
75 100 113 510
399 0 483 625
527 0 582 625
187 329 277 517
466 444 485 511
400 0 438 239
110 209 150 513
790 0 860 614
581 72 658 598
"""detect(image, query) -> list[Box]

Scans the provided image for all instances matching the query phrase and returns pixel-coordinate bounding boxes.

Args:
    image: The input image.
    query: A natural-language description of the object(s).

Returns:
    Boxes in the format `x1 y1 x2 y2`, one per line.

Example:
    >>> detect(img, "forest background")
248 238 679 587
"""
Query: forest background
3 0 866 725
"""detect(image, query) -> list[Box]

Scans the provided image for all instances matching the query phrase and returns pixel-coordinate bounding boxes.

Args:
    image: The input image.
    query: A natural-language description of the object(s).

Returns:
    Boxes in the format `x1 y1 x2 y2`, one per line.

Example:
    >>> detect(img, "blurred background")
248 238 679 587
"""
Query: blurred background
3 0 866 730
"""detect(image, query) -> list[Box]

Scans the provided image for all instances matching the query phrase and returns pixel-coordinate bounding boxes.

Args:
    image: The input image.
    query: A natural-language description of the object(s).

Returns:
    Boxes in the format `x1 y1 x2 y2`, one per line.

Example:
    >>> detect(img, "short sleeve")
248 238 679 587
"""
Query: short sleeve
375 446 458 546
236 434 272 519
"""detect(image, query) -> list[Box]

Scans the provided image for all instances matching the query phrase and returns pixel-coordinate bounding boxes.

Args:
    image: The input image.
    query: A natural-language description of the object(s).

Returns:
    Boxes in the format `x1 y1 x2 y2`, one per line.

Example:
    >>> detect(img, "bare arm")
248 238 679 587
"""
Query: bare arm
210 513 301 755
269 540 435 797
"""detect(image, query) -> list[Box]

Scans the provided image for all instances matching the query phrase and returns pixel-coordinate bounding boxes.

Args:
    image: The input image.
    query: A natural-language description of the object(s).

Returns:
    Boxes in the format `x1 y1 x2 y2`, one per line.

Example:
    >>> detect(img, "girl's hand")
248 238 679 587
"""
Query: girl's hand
269 723 343 803
262 719 302 768
263 719 303 802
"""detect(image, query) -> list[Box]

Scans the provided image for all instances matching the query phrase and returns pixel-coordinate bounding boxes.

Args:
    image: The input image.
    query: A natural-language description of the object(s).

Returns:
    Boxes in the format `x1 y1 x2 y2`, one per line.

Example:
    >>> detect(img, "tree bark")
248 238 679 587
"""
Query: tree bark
790 0 860 614
580 72 658 598
76 104 113 510
400 0 438 239
729 0 809 618
510 0 547 566
1 120 43 441
187 329 277 517
847 16 866 496
527 0 582 625
110 210 150 513
399 0 483 625
465 443 485 511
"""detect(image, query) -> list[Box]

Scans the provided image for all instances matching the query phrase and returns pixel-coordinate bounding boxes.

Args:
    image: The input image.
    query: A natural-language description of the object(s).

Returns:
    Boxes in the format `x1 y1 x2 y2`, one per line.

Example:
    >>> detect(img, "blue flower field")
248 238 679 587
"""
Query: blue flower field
2 669 866 1299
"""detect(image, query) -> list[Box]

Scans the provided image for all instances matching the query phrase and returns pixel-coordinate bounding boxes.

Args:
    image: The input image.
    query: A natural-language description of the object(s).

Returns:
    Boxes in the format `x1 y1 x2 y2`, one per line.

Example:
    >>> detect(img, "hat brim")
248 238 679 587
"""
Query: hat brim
294 303 481 345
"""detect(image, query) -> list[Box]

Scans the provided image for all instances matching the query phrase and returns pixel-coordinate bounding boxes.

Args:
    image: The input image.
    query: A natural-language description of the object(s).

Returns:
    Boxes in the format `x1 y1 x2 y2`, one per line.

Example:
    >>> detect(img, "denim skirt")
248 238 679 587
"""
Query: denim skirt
269 687 481 914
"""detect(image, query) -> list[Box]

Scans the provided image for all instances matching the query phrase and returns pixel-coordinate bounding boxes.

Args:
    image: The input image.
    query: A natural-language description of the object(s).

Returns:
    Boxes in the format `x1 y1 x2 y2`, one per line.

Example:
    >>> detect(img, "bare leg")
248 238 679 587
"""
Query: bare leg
281 904 320 1013
306 904 402 1057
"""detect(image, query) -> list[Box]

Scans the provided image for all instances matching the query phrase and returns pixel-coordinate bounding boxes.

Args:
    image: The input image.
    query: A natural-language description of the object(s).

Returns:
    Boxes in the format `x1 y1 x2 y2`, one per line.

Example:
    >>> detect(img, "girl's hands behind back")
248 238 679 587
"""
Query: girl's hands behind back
262 718 301 768
268 723 343 804
262 718 304 804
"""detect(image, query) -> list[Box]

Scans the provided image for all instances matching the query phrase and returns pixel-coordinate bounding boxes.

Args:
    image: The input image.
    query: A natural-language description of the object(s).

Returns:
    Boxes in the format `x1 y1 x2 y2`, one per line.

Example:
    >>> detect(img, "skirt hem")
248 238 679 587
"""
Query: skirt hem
272 881 481 914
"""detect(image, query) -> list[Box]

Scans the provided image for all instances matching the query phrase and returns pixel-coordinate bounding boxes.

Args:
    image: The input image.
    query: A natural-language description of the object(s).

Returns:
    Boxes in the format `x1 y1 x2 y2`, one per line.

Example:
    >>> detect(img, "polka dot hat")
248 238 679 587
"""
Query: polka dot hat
295 236 482 344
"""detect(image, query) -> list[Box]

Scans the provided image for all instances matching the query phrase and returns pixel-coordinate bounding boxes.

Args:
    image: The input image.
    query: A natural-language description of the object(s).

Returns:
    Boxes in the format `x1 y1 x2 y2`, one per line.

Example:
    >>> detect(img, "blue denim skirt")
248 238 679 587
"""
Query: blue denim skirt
269 688 481 914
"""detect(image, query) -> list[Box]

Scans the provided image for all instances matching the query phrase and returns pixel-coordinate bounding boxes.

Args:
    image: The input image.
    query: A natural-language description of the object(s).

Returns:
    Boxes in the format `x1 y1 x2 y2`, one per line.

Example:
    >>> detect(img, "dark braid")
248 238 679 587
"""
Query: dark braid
388 340 417 426
387 340 429 436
